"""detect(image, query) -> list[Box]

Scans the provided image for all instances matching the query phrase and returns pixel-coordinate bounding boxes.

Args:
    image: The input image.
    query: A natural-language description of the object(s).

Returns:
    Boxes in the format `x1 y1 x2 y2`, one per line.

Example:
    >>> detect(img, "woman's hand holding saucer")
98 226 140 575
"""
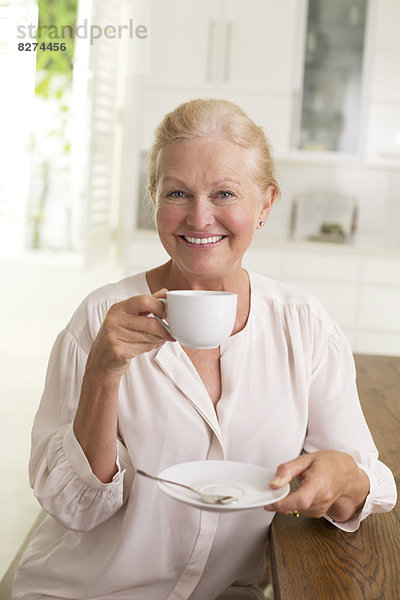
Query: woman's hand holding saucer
264 450 370 522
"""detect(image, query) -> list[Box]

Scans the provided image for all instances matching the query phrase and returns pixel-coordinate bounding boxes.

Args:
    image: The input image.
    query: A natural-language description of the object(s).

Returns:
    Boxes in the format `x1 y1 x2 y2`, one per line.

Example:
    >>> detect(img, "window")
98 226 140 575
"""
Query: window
1 0 150 263
0 0 37 257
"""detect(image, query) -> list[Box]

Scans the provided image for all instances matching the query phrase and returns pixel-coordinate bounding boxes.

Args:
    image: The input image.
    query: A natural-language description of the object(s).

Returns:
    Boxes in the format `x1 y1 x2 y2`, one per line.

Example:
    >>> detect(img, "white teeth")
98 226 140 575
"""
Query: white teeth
184 235 224 245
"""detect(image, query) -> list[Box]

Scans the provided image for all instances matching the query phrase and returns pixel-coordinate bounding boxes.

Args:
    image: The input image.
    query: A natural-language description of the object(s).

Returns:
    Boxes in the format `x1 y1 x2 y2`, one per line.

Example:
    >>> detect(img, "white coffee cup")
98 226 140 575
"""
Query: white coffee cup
155 290 238 349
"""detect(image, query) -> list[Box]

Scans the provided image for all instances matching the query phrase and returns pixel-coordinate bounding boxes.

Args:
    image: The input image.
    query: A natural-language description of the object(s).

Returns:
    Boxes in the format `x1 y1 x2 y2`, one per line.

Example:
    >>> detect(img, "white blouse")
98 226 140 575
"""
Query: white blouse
12 271 396 600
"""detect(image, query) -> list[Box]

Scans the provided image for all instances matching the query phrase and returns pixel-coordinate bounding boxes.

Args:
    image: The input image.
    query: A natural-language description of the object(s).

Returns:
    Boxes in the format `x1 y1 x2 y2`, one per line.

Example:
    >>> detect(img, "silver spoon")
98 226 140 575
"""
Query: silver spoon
136 469 237 505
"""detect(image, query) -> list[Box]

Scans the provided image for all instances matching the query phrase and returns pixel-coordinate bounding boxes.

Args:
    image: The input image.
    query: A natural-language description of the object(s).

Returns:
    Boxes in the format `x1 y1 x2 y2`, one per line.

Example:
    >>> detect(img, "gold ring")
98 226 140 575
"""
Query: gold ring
289 510 300 517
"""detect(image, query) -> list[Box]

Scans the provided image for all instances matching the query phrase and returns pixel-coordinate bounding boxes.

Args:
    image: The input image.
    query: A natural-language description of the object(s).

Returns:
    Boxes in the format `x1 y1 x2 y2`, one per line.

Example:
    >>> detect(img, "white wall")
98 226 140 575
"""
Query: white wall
0 259 123 577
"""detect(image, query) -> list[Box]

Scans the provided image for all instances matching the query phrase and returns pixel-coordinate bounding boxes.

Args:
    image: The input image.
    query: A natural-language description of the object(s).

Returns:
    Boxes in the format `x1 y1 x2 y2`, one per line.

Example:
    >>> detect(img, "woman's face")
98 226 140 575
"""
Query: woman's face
152 136 275 282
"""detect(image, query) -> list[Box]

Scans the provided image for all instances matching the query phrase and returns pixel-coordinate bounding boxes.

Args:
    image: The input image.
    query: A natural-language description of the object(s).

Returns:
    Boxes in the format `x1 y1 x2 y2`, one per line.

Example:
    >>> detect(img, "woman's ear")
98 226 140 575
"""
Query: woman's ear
150 190 156 206
257 186 276 228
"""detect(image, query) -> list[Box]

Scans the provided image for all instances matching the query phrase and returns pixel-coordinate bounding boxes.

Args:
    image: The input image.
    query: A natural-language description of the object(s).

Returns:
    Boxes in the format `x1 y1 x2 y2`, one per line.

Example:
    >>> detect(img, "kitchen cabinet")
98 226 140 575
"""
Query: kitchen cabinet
216 0 298 94
284 251 359 282
364 0 400 164
137 0 299 157
362 256 400 286
138 0 400 163
241 242 400 355
293 0 369 154
359 287 400 333
144 0 298 93
288 0 400 166
142 0 220 89
281 248 360 332
370 0 400 105
358 256 400 353
130 1 400 252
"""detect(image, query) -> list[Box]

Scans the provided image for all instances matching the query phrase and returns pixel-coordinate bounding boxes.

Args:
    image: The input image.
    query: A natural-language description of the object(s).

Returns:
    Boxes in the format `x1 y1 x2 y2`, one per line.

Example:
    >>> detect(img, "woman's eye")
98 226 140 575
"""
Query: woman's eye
217 190 234 199
167 190 186 199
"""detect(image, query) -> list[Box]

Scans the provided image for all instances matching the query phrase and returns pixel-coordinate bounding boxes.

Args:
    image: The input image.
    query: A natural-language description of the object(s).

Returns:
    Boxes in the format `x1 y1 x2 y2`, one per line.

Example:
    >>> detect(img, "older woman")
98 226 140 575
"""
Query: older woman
12 99 396 600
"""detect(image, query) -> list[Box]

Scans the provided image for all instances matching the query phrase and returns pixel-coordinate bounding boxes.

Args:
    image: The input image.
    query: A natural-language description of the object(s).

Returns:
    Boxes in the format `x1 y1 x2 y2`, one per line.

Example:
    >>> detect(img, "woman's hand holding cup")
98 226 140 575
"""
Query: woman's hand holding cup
85 288 237 386
86 289 175 384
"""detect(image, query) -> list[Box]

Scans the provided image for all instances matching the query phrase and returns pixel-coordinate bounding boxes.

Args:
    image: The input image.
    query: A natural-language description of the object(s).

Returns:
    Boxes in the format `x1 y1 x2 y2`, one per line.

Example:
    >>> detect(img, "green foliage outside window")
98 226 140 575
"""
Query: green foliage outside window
29 0 78 250
35 0 77 98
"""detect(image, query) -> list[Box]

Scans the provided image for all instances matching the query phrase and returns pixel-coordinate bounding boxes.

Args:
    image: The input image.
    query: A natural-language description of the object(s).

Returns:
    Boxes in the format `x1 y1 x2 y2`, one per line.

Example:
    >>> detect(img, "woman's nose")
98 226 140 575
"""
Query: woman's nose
185 197 216 230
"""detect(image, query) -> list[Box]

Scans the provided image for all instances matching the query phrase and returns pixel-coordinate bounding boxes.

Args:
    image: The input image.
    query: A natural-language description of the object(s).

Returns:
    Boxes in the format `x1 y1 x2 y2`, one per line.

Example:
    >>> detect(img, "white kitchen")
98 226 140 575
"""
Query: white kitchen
1 0 399 594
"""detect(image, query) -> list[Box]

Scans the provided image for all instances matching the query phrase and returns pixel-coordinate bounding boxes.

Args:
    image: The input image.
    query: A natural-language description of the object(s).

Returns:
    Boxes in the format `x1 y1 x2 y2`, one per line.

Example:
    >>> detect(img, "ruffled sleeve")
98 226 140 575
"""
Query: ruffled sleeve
29 308 134 532
305 319 397 532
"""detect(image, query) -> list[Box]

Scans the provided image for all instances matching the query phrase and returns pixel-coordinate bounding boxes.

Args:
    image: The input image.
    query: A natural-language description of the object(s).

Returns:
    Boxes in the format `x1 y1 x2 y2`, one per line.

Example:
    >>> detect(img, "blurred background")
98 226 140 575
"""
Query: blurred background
1 0 400 577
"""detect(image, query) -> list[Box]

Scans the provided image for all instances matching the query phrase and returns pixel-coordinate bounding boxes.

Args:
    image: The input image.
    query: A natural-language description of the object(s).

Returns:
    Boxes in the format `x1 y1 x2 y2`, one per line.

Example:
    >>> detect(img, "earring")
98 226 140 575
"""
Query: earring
259 221 264 227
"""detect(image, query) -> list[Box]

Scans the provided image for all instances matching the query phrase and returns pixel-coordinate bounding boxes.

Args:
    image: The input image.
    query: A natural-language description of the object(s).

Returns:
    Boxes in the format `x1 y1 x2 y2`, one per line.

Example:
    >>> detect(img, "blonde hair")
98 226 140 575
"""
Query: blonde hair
148 98 280 197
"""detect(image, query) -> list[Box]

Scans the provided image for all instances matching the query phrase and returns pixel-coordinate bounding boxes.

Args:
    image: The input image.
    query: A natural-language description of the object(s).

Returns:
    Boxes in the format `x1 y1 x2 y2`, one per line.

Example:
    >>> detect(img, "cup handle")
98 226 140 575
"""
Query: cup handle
154 298 173 336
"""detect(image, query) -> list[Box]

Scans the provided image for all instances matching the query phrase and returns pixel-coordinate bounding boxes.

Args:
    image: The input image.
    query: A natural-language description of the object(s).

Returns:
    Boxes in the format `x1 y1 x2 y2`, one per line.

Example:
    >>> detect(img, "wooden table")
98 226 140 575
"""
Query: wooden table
269 354 400 600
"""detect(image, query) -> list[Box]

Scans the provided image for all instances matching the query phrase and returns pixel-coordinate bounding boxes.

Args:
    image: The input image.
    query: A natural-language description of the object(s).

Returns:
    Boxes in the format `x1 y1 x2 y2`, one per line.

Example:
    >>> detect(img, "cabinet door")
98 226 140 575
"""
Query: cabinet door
221 0 298 93
144 0 221 88
369 0 400 102
365 0 400 164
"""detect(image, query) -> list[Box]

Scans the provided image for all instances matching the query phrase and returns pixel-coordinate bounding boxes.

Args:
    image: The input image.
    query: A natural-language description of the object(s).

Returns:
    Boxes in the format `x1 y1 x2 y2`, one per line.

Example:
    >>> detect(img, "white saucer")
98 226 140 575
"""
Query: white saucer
157 460 290 512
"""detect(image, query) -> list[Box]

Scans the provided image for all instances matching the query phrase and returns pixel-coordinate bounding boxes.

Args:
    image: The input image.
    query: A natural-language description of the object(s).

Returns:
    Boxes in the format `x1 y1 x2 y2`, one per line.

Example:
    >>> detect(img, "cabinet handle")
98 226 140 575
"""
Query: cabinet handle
223 21 233 82
206 21 216 82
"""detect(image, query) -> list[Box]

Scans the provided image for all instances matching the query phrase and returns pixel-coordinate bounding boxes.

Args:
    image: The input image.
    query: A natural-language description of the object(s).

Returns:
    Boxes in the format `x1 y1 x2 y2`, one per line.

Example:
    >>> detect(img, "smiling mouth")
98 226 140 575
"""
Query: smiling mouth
181 235 226 245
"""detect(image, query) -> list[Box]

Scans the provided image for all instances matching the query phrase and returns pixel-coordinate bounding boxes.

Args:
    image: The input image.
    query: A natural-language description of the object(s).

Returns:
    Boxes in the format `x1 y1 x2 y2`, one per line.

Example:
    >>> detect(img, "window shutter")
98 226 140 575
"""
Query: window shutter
77 0 130 266
0 0 37 257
